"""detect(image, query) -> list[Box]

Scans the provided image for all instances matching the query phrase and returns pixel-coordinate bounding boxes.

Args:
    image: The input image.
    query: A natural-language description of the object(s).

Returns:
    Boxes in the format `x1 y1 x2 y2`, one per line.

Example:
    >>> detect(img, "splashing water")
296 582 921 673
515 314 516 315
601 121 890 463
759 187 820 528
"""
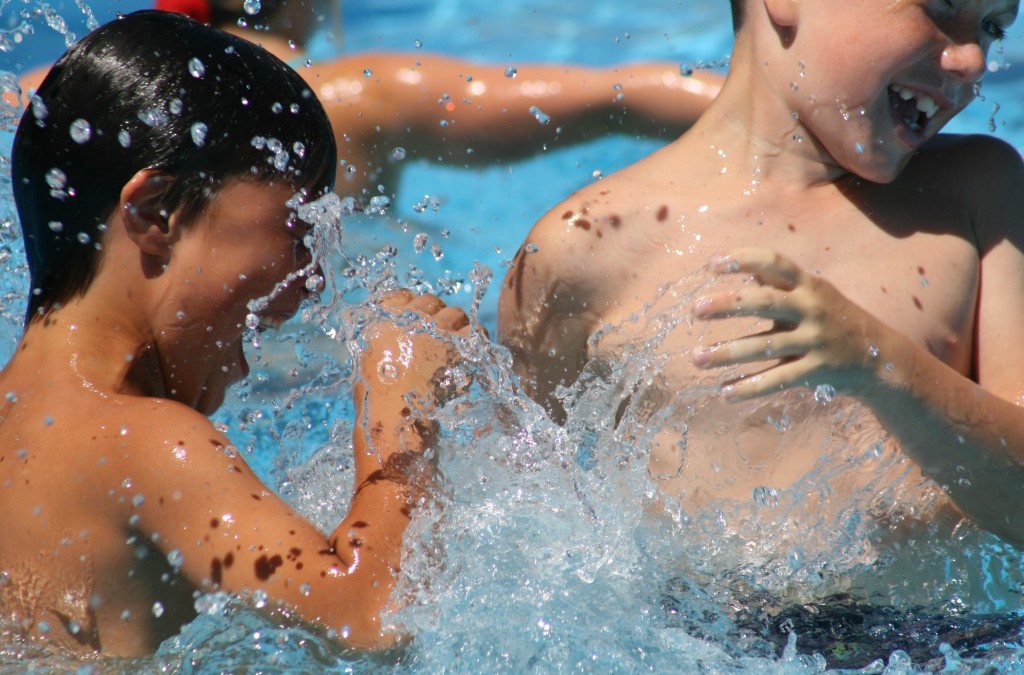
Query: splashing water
2 0 1024 671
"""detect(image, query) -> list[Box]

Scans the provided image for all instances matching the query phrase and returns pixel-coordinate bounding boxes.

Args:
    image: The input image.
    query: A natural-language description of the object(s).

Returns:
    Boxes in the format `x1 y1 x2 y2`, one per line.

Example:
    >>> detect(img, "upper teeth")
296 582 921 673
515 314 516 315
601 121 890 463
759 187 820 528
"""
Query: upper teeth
891 84 939 119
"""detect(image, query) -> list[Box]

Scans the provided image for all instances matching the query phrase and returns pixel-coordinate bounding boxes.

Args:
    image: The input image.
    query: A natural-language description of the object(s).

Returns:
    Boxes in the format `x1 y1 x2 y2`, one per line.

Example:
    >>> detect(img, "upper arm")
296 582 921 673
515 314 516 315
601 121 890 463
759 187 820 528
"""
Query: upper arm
967 136 1024 402
124 402 400 646
497 209 605 418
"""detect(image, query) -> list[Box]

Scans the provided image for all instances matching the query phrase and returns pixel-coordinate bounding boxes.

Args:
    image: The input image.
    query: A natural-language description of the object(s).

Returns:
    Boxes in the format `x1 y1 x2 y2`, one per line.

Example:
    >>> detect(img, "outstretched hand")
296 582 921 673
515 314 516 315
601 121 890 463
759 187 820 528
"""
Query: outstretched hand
690 248 891 400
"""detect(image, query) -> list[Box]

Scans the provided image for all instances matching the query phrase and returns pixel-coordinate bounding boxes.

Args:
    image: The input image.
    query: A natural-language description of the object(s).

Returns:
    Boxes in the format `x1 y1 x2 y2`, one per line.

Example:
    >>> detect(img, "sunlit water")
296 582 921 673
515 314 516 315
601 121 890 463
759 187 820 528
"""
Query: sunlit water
2 1 1024 672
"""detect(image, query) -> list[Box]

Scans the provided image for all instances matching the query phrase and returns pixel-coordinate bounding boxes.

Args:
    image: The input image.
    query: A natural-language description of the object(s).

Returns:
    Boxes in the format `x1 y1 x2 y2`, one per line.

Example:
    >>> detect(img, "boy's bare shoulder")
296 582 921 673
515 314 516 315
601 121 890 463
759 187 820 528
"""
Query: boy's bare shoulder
912 133 1024 244
112 395 236 461
912 133 1022 191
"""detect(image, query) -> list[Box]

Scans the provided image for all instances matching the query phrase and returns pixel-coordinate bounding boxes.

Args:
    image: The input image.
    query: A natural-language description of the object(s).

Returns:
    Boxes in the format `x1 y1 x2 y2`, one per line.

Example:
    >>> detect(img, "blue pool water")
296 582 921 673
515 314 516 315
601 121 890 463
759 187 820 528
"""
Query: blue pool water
2 1 1024 672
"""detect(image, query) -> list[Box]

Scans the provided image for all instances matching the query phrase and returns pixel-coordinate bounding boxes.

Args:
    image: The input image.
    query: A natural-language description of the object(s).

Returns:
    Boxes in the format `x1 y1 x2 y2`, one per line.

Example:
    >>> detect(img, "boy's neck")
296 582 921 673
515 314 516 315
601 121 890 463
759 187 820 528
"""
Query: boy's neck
687 52 853 190
17 301 164 400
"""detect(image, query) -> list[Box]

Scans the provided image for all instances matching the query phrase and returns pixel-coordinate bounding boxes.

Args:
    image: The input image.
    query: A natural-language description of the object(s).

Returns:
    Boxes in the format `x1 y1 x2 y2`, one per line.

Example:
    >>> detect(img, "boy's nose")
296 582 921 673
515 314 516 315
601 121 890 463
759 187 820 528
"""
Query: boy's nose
939 40 987 84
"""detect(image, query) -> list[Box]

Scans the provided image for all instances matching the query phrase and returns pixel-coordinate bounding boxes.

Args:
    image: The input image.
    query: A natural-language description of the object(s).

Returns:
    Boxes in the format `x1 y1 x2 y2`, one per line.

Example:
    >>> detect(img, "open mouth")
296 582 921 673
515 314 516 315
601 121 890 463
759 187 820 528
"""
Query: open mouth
889 84 940 133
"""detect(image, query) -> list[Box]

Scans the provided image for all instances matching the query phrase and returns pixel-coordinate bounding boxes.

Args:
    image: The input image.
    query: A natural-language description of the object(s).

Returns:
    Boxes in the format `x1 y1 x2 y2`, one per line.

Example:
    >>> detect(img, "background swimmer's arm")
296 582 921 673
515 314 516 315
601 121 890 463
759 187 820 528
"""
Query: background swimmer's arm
497 212 602 424
306 52 721 195
690 138 1024 545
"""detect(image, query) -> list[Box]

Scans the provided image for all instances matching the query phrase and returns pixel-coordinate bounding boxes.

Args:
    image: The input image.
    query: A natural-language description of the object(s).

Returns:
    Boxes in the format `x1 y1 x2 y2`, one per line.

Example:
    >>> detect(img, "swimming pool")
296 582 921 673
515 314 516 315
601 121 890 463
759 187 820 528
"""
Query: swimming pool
2 0 1024 672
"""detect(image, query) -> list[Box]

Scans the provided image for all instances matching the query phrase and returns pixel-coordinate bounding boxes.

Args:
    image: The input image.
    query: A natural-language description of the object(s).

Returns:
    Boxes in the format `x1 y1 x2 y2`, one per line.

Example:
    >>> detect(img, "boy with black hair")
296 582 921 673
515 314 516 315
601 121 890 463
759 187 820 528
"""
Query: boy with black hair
499 0 1024 544
0 11 466 655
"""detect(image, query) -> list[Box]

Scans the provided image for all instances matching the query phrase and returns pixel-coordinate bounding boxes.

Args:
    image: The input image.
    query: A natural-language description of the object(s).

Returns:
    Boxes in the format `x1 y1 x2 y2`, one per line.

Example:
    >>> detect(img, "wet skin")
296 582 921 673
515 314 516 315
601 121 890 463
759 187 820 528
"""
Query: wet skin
499 0 1024 544
0 176 470 654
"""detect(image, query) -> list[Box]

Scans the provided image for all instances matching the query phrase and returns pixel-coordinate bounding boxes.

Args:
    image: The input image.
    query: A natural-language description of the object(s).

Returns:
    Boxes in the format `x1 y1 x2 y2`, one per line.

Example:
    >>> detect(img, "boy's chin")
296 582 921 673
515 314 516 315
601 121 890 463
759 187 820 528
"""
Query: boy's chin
842 152 913 185
195 386 227 416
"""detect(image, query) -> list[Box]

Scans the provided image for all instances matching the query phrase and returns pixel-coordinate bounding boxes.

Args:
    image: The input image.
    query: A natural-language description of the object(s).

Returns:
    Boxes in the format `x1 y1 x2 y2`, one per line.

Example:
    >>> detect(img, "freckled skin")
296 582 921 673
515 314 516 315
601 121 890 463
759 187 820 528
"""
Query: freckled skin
0 177 469 654
498 0 1024 545
254 554 284 581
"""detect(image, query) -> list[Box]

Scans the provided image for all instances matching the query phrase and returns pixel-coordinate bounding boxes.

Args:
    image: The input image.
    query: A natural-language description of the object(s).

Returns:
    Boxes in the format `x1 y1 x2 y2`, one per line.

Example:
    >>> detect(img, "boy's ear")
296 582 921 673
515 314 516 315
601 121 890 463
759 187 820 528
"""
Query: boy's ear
119 168 178 259
763 0 799 43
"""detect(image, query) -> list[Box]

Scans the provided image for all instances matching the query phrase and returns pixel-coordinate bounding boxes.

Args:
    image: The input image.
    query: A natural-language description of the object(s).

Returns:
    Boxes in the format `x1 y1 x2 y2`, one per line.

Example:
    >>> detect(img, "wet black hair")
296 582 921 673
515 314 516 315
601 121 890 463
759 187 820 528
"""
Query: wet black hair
11 10 337 323
729 0 744 31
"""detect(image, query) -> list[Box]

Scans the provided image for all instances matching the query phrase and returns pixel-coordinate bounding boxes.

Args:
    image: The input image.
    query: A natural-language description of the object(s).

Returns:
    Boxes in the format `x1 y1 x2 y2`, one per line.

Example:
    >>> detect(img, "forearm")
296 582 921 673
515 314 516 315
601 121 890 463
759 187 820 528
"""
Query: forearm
862 330 1024 544
336 55 720 166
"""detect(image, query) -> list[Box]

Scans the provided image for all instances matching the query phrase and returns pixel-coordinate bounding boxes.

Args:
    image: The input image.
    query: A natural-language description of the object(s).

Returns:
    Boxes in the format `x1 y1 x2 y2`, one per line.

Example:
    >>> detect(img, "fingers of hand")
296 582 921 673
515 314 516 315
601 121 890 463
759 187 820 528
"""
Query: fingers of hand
693 286 803 324
434 305 470 332
408 293 446 316
692 330 812 369
721 362 805 401
377 288 416 309
710 248 802 290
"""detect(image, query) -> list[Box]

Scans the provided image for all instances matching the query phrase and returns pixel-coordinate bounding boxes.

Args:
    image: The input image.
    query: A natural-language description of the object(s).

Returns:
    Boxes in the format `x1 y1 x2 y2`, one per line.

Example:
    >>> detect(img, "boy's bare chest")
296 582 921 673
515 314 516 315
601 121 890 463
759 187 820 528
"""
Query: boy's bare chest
590 190 979 374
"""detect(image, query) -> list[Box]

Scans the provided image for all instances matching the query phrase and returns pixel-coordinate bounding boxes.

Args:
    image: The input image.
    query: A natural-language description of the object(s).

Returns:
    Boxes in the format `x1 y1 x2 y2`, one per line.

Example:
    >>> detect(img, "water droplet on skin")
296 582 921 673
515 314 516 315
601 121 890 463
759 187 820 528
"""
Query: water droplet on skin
243 0 260 14
122 477 133 489
390 147 406 161
363 68 372 77
4 391 16 403
884 362 895 373
69 118 91 143
120 609 131 621
188 57 205 78
855 142 865 154
132 494 145 507
378 361 399 382
813 384 837 404
43 416 54 427
300 583 311 596
524 243 539 254
152 602 165 618
77 232 90 244
176 311 186 321
504 65 518 78
792 133 803 143
118 130 131 147
166 549 184 569
245 313 260 331
529 105 551 125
